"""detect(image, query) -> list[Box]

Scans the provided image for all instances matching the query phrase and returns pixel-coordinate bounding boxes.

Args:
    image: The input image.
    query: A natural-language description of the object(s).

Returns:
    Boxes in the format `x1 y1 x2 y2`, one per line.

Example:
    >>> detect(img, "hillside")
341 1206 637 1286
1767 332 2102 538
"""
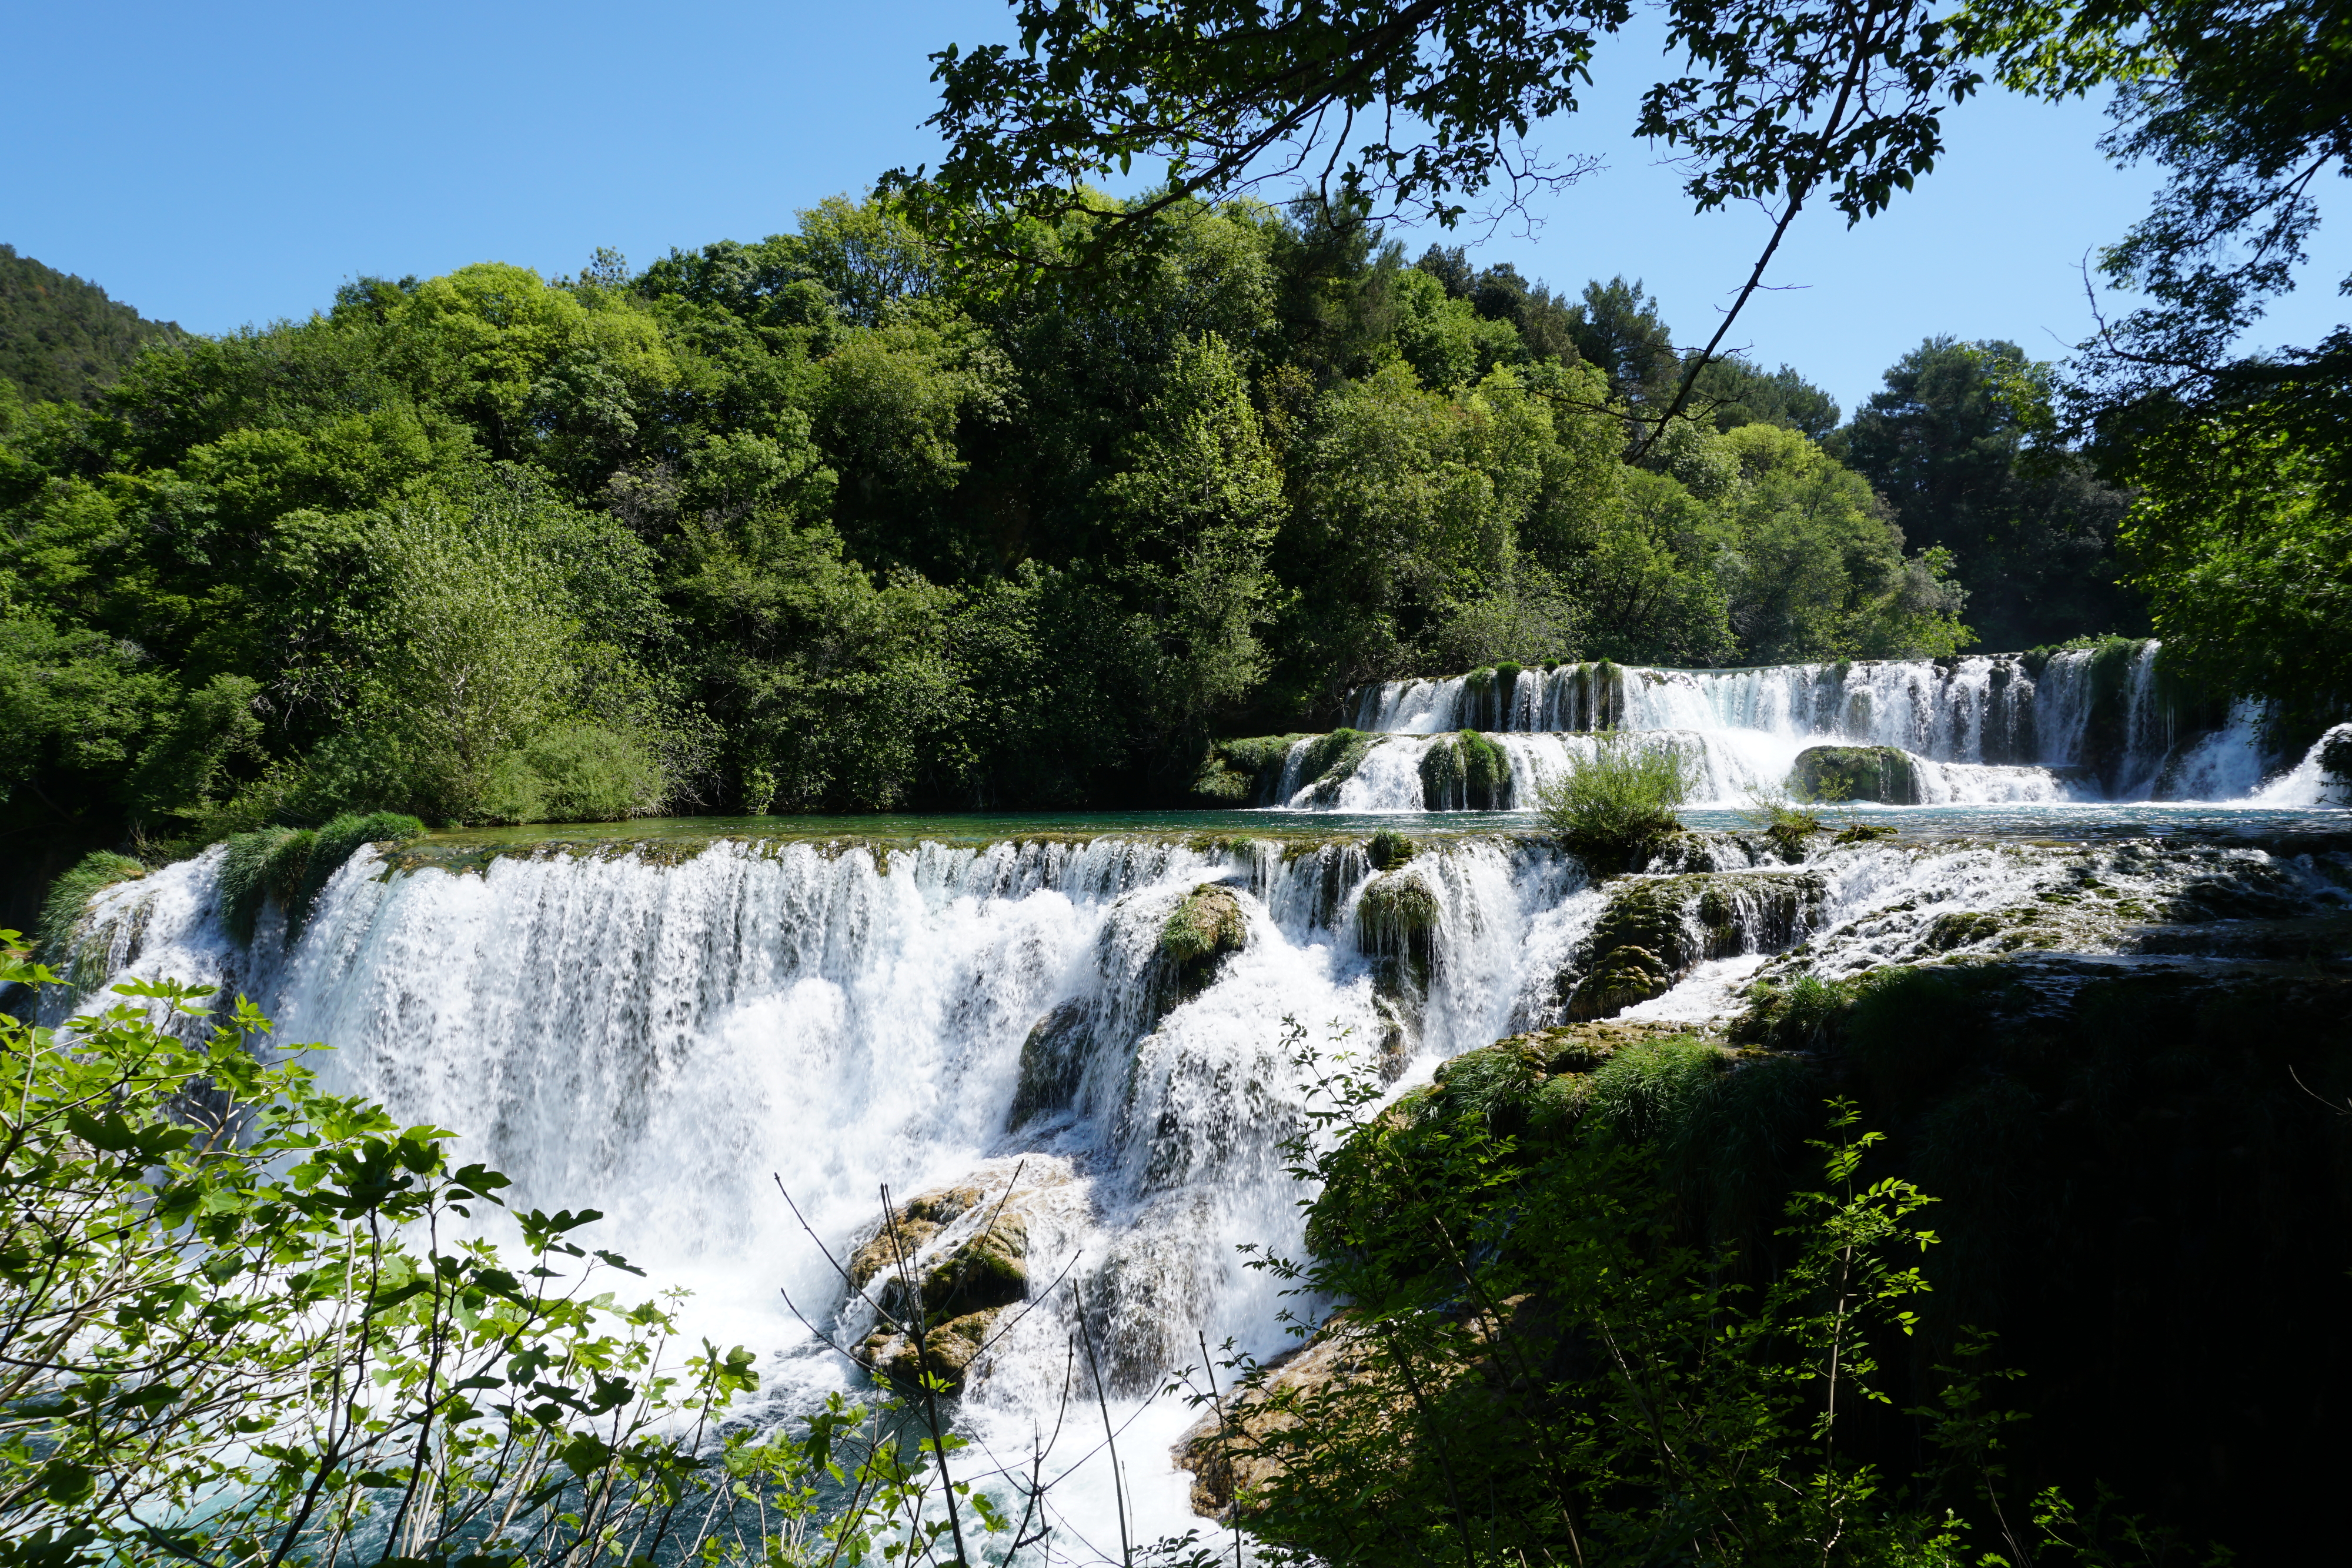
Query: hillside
0 242 181 404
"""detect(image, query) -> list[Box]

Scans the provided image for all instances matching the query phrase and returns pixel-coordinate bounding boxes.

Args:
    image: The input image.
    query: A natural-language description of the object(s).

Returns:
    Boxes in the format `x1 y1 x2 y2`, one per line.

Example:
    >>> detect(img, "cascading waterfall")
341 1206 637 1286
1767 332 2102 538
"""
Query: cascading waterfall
1309 643 2313 810
57 805 2352 1557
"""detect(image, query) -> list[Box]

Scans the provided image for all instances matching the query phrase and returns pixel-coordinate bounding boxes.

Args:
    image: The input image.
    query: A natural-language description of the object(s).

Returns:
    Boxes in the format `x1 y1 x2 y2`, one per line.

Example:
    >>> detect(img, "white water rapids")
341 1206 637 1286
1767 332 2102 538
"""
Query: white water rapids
54 808 2352 1558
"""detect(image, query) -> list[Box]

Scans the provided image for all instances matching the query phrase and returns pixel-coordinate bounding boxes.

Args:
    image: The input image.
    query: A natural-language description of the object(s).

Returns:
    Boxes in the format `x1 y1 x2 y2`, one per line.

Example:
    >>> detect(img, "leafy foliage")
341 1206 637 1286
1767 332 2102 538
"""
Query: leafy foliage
0 938 1058 1567
0 245 182 406
1536 735 1693 868
1199 1022 2005 1567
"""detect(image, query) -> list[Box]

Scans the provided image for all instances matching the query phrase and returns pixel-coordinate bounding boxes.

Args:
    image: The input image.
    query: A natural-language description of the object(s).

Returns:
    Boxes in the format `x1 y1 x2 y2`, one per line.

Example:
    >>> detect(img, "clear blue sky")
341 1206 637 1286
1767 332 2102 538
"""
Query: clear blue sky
12 1 2346 418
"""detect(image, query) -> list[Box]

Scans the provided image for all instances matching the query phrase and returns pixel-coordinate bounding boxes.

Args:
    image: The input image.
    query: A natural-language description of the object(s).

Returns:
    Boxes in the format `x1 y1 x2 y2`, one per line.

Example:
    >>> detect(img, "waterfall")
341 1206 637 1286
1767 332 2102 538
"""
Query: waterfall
54 798 2352 1552
1322 644 2318 808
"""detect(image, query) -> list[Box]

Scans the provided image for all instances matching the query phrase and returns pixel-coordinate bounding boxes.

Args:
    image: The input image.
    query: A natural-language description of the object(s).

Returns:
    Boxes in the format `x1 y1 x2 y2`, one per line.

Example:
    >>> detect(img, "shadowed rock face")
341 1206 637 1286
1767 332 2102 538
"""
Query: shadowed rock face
1790 744 1921 804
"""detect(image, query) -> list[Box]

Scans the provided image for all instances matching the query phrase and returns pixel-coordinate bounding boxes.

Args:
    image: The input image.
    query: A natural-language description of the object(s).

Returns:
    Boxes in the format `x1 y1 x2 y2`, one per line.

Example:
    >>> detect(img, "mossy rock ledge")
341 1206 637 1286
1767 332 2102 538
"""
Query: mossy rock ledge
1789 744 1922 805
1560 871 1826 1021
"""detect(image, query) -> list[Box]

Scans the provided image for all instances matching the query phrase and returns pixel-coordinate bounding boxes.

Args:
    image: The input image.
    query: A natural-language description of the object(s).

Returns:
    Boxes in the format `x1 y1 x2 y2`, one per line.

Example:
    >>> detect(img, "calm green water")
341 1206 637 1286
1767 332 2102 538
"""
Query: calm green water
415 801 2352 857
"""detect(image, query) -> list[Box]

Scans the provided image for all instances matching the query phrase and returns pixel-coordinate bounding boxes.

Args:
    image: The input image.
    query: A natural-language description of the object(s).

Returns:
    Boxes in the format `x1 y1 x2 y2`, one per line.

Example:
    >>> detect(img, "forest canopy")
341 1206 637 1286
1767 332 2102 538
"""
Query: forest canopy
1 198 2122 840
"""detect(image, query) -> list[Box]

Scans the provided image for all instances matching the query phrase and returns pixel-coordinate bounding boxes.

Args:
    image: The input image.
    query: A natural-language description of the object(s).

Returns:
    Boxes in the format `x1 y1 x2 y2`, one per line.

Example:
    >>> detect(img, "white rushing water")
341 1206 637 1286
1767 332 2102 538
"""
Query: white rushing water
56 810 2352 1557
1325 645 2331 810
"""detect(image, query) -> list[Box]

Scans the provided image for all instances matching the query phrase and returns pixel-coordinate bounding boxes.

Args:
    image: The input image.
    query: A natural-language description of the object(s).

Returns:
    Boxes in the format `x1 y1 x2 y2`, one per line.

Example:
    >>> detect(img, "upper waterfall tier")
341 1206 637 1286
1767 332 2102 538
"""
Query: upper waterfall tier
1334 644 2310 804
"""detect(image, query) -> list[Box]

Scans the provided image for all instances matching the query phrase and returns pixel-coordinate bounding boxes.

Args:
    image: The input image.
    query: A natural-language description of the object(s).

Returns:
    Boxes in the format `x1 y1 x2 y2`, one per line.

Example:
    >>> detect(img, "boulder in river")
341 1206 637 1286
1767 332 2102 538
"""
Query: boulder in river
1790 744 1923 804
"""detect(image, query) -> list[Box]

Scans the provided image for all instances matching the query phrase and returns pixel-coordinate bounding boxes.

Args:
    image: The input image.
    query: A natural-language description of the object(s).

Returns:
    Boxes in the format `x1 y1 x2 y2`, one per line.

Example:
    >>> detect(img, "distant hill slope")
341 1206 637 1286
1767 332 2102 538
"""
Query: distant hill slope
0 243 182 405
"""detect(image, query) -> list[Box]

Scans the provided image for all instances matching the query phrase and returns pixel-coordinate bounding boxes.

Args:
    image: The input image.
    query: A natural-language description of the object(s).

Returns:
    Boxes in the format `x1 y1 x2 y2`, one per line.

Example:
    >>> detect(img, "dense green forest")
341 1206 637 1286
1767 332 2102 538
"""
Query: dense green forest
0 244 182 407
0 208 2137 847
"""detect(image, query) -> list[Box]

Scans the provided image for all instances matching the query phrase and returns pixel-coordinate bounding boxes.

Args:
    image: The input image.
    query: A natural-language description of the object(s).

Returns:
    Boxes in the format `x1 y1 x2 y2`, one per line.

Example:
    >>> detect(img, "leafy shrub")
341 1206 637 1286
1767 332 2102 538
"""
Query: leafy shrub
1740 781 1823 857
481 726 667 825
1535 736 1692 871
0 936 968 1568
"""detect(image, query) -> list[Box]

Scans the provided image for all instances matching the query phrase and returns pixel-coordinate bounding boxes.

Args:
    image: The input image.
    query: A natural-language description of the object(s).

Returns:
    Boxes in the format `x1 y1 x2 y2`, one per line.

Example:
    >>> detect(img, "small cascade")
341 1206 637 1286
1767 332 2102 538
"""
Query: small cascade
1283 643 2324 810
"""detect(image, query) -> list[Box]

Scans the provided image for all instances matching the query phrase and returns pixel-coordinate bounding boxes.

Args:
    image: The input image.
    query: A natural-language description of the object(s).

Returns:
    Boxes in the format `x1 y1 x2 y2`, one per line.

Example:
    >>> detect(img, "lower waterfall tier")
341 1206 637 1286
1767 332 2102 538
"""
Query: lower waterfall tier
49 818 2352 1553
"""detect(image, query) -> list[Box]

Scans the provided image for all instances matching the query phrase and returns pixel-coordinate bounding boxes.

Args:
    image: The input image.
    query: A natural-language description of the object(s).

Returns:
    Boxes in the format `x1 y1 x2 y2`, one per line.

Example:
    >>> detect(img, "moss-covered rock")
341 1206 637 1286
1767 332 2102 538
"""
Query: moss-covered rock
847 1184 984 1290
850 1190 1034 1394
1568 946 1673 1019
1366 828 1416 871
1790 745 1922 804
1356 874 1441 965
1191 734 1310 806
35 851 146 990
1291 730 1378 805
1419 729 1512 810
1164 884 1248 964
1559 871 1826 1021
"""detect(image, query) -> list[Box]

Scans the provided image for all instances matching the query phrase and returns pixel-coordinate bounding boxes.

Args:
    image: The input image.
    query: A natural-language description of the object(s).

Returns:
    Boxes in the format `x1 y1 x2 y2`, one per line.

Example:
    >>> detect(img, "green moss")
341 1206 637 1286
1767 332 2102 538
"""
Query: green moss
1789 745 1921 805
286 813 425 938
1418 730 1511 809
1293 729 1378 804
35 851 146 978
920 1215 1029 1322
220 827 305 946
1163 884 1248 964
1192 734 1309 805
1366 829 1417 871
1357 874 1441 964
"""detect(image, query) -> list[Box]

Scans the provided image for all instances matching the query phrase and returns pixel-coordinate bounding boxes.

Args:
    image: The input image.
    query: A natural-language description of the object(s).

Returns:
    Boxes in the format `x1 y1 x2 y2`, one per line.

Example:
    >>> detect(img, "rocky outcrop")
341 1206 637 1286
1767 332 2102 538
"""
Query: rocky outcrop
1174 1324 1377 1518
1419 730 1512 810
1790 745 1922 804
851 1182 1040 1393
1162 884 1248 965
1557 871 1826 1021
1190 735 1307 805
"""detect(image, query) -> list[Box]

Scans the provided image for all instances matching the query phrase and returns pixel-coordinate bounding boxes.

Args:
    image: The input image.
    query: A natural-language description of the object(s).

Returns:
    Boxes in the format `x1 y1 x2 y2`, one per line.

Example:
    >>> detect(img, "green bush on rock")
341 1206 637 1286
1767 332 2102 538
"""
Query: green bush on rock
1535 737 1692 871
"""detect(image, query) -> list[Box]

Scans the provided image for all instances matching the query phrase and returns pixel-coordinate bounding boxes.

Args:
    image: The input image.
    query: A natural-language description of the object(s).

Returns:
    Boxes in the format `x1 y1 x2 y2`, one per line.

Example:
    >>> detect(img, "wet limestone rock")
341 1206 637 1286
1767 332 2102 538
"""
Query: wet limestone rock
1010 999 1091 1128
1174 1325 1378 1518
852 1195 1033 1395
1568 945 1673 1019
1790 745 1922 805
847 1184 983 1290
